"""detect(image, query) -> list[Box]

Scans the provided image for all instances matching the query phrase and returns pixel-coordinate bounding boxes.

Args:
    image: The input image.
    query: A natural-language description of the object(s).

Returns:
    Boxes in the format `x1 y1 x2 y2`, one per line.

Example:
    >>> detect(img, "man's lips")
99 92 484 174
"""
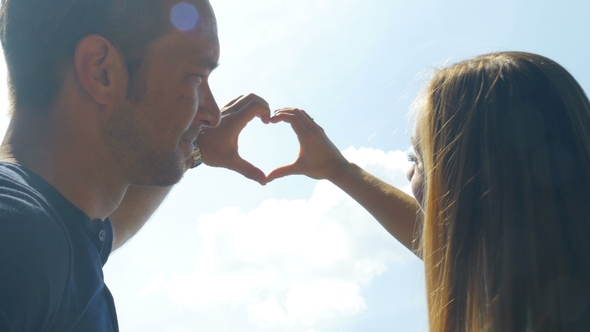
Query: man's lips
180 128 202 158
183 128 202 146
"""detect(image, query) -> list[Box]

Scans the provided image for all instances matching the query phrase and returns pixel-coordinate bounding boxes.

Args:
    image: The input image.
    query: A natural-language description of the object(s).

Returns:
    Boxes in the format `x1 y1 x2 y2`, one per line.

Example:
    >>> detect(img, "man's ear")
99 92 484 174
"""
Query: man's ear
74 35 127 106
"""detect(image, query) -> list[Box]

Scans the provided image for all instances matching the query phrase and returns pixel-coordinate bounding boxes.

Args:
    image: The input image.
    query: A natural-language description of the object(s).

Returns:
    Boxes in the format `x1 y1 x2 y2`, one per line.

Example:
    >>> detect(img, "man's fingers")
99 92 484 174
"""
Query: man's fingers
224 99 271 130
256 110 271 124
231 156 268 186
222 94 245 109
240 99 271 120
222 93 269 114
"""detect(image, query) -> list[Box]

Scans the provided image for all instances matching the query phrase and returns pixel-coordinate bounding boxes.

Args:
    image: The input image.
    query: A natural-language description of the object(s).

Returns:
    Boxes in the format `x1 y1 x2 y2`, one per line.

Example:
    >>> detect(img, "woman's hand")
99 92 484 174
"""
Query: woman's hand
267 108 350 182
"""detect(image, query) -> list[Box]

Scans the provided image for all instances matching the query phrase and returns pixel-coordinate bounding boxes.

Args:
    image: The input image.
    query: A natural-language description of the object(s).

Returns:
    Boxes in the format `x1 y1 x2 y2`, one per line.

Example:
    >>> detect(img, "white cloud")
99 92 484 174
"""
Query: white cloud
106 147 425 331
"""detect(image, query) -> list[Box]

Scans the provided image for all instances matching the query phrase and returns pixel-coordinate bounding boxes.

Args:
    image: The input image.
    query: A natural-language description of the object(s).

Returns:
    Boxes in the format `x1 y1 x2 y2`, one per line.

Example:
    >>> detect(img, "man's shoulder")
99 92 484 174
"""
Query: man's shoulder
0 163 117 331
0 162 47 198
0 162 72 330
0 161 70 261
0 162 62 229
0 161 70 279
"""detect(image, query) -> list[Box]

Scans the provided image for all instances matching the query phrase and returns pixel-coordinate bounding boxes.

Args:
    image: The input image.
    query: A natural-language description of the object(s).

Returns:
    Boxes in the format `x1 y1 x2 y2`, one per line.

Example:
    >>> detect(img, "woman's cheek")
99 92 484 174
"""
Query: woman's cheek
411 166 425 208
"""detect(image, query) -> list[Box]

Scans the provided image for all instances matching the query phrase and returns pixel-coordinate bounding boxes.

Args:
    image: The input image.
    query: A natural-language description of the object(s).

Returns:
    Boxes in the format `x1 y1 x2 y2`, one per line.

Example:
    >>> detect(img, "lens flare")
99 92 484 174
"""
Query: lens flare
171 3 199 31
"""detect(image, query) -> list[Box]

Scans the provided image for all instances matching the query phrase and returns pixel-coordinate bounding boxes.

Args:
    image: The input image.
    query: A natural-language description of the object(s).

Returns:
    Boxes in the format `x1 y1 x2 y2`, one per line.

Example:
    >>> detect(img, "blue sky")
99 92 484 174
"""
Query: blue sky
0 0 588 331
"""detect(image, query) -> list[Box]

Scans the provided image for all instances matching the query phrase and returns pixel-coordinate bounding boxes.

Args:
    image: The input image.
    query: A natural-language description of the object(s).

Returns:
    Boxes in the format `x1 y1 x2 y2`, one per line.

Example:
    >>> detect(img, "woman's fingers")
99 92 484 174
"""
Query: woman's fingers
267 164 300 183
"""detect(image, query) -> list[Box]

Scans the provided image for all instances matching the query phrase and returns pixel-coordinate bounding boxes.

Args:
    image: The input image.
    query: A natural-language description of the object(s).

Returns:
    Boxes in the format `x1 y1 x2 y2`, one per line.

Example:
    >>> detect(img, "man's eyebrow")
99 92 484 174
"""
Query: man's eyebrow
198 58 219 71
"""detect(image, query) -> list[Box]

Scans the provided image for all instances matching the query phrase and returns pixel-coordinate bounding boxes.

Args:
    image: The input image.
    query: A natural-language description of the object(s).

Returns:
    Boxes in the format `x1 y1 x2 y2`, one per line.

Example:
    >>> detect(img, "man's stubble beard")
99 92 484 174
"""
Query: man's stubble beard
100 76 186 187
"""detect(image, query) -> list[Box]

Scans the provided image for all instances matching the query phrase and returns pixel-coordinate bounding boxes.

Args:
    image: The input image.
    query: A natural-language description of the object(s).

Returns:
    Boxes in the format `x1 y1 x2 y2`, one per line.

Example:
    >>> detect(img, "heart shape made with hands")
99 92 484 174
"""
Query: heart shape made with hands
237 120 300 178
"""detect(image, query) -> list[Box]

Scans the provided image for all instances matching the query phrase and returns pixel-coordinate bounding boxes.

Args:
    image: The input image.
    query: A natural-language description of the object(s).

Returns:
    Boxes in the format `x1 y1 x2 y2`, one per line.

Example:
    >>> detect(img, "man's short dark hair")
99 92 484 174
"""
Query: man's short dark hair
0 0 170 113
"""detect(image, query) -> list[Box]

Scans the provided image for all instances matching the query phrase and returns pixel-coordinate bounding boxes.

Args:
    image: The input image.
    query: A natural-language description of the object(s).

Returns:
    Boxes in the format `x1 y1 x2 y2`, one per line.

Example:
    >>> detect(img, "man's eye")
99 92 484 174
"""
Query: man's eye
187 72 205 79
188 74 204 85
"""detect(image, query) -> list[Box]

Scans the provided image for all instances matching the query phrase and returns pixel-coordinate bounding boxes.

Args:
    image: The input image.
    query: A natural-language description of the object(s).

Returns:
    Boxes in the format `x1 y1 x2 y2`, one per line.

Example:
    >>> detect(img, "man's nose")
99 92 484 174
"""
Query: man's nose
194 82 221 128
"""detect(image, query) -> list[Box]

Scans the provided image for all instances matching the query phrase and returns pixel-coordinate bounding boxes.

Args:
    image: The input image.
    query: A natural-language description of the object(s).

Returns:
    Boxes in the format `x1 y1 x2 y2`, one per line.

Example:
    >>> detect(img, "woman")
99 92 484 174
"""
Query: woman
270 52 590 331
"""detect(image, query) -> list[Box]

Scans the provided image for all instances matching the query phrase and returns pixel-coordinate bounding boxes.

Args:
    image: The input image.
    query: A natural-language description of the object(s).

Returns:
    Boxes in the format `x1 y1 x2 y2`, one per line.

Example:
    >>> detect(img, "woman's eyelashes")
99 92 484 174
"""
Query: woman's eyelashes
408 151 420 164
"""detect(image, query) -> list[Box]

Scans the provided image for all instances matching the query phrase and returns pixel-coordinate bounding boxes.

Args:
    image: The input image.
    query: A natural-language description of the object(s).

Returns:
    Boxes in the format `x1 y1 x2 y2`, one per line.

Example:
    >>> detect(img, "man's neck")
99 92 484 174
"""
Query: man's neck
1 110 129 221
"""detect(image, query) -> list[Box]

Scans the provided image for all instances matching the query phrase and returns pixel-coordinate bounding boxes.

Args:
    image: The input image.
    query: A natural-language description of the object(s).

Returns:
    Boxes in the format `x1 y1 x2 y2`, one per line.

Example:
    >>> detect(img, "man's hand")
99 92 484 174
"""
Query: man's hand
197 93 271 185
267 108 349 182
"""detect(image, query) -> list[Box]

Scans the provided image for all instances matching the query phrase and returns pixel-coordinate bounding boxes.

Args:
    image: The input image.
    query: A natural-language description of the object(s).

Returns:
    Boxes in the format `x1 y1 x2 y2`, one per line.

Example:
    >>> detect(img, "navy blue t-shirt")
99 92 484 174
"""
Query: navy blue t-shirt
0 163 118 331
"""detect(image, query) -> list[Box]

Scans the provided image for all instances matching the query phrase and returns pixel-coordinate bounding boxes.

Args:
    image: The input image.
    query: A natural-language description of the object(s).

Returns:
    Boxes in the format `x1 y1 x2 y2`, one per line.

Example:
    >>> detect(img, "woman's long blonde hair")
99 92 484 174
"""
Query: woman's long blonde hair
418 52 590 331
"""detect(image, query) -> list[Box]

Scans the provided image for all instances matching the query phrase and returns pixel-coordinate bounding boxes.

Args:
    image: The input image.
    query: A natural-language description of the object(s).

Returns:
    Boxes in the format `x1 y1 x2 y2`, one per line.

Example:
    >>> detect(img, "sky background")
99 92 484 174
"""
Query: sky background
1 0 589 331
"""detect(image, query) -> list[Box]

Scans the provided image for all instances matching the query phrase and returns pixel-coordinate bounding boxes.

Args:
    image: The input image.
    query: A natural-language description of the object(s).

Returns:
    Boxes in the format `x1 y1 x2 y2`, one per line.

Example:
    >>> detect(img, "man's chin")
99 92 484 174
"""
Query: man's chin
129 161 186 187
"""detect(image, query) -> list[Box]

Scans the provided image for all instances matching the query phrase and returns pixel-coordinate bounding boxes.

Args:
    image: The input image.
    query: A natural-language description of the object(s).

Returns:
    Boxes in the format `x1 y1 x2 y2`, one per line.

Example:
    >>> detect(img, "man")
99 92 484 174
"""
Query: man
0 0 269 330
